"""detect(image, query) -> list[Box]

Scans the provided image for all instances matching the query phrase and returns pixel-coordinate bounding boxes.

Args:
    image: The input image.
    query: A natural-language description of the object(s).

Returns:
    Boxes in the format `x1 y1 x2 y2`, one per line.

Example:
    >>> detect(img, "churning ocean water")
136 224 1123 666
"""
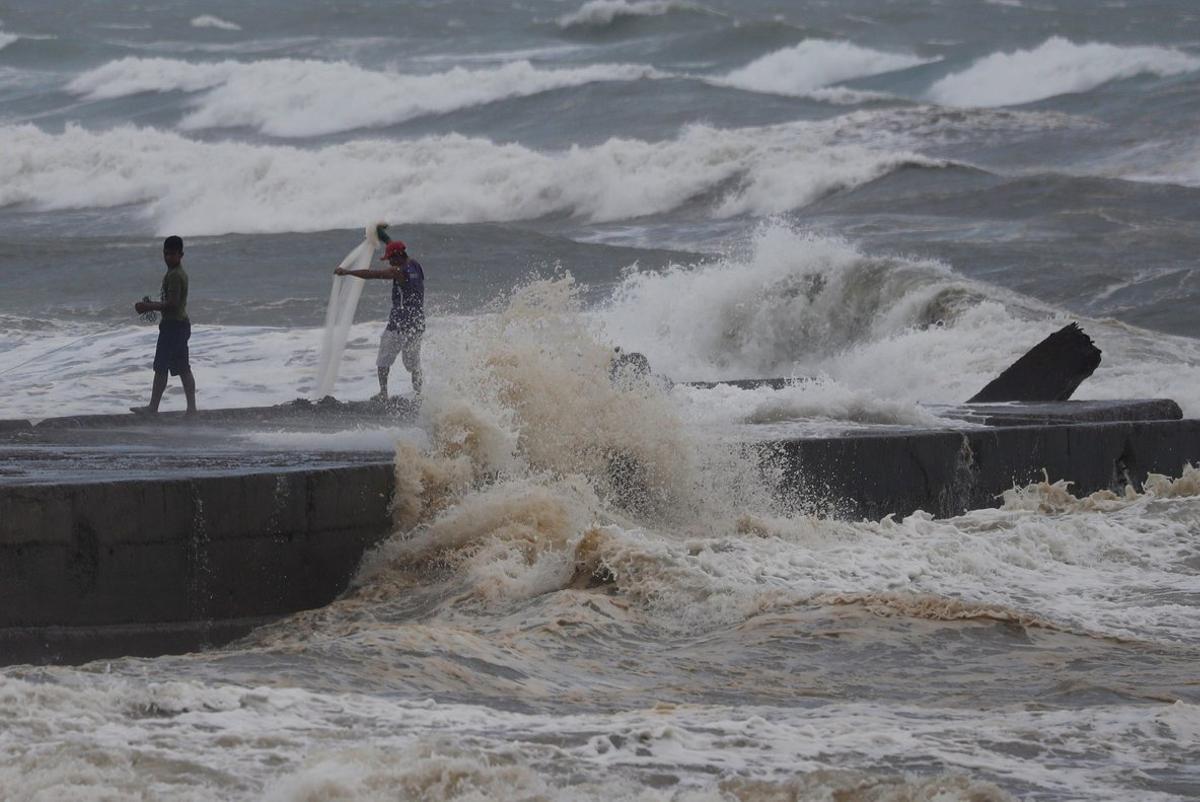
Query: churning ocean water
2 0 1200 799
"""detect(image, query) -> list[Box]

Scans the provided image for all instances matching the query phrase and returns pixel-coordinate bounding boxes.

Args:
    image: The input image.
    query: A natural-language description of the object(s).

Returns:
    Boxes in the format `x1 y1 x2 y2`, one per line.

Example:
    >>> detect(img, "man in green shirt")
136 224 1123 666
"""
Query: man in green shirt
132 235 197 414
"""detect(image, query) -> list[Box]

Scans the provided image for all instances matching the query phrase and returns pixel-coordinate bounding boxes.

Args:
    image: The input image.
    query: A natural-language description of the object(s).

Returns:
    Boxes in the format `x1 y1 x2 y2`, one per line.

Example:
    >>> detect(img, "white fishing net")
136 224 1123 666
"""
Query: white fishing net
313 223 385 399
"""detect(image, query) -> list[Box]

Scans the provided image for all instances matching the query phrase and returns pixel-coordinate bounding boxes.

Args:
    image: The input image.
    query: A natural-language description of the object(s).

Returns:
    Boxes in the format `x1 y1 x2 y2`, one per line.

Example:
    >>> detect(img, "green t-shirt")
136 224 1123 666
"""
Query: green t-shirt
160 266 189 322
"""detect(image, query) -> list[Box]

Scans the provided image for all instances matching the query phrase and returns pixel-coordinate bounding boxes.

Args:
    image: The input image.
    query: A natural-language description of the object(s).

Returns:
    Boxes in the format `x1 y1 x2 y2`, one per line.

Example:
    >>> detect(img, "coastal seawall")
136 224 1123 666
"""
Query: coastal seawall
769 419 1200 520
1 463 394 664
3 410 1198 665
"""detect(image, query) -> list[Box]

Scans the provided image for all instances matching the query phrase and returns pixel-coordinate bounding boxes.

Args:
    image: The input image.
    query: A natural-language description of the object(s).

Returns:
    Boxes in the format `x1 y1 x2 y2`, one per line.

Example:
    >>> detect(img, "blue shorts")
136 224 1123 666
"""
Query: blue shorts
153 319 191 376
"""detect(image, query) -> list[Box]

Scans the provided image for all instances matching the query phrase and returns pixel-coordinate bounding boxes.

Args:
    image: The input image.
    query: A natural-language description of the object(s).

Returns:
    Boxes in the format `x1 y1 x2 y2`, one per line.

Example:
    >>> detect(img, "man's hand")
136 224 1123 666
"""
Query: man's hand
334 267 348 276
135 301 151 314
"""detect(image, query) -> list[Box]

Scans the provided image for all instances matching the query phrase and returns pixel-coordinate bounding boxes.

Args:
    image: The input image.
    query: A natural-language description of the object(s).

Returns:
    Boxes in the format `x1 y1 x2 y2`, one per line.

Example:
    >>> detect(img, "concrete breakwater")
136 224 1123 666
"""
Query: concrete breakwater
1 463 394 665
2 400 1198 665
770 418 1200 520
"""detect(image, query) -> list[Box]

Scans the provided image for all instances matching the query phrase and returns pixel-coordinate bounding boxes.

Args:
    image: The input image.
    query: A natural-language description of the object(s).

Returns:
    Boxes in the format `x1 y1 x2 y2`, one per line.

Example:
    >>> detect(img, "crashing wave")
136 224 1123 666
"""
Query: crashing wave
714 39 933 98
603 225 988 380
67 56 663 137
928 37 1200 107
0 120 941 234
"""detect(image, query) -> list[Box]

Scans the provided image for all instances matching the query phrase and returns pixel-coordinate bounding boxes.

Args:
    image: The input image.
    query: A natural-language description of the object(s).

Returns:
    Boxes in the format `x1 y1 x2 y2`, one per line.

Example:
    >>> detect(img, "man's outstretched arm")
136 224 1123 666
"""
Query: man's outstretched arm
335 267 401 279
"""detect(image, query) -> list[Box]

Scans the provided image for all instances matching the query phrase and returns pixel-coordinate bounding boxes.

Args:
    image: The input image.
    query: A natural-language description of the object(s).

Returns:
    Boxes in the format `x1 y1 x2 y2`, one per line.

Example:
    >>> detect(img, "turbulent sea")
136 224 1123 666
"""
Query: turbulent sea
2 1 1200 799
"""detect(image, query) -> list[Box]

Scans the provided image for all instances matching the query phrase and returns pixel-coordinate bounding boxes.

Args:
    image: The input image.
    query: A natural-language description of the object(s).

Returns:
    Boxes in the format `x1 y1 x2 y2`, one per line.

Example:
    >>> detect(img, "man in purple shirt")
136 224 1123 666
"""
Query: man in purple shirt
335 239 425 398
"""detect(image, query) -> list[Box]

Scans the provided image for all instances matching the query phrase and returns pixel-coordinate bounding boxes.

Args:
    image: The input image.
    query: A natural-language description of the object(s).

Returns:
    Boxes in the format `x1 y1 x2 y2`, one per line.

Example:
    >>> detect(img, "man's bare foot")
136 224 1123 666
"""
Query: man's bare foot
372 391 388 401
130 406 156 415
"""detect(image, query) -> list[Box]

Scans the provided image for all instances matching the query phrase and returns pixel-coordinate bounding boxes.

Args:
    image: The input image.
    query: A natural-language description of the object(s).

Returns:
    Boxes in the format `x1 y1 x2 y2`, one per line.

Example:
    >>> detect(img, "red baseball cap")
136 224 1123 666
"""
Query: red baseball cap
380 240 407 260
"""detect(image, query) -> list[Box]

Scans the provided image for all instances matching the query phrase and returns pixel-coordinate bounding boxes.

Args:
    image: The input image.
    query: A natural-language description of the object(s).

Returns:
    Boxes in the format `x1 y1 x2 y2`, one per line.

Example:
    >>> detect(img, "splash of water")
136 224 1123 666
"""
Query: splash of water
352 273 775 610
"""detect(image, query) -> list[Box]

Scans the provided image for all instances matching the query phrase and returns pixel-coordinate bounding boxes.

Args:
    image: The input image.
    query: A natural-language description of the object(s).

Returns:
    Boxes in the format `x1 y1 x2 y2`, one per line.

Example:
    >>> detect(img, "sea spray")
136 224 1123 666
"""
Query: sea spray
343 270 1200 643
353 274 778 606
601 224 992 381
314 224 383 399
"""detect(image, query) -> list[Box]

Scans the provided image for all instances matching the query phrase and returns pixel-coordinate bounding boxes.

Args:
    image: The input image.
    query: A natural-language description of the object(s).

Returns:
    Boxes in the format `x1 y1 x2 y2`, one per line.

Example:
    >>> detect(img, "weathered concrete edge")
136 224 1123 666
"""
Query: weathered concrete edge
0 616 281 666
765 419 1200 521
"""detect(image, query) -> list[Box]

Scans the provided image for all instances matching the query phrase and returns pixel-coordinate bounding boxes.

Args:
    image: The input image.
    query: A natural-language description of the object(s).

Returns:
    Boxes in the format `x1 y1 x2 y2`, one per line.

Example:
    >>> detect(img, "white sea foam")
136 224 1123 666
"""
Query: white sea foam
12 668 1194 800
600 224 1200 417
67 56 663 137
928 37 1200 107
375 339 1200 645
0 31 16 51
190 14 242 31
682 381 949 430
557 0 698 28
0 121 937 235
347 275 1199 643
602 226 978 382
714 40 932 98
463 472 1200 643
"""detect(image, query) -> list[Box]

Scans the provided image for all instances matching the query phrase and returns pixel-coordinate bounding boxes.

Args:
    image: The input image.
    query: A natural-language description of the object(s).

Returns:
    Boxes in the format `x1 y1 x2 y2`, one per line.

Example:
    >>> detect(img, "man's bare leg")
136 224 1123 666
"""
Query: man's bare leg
376 365 390 399
132 370 169 414
181 369 197 414
149 370 168 411
402 337 423 397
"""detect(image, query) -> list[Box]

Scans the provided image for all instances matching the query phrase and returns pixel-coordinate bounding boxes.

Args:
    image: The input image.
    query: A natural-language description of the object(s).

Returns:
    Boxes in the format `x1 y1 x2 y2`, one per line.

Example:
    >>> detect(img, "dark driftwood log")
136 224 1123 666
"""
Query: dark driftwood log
968 323 1101 403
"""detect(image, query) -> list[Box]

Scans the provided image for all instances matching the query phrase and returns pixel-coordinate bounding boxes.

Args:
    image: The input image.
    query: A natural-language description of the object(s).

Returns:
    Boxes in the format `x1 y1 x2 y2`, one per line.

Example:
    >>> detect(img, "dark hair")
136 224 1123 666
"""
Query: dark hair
163 235 184 252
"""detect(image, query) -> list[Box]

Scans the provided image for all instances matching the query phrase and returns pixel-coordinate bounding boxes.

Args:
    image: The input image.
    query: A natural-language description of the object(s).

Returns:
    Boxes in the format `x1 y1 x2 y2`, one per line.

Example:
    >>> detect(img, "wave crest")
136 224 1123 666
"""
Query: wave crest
189 15 241 31
603 226 978 379
0 122 937 234
67 56 662 137
557 0 701 28
928 37 1200 107
715 39 932 98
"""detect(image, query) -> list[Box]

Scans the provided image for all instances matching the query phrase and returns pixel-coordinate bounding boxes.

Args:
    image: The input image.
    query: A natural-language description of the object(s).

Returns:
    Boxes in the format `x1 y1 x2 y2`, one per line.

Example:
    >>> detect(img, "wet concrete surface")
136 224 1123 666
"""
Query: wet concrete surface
0 425 396 485
0 397 414 485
